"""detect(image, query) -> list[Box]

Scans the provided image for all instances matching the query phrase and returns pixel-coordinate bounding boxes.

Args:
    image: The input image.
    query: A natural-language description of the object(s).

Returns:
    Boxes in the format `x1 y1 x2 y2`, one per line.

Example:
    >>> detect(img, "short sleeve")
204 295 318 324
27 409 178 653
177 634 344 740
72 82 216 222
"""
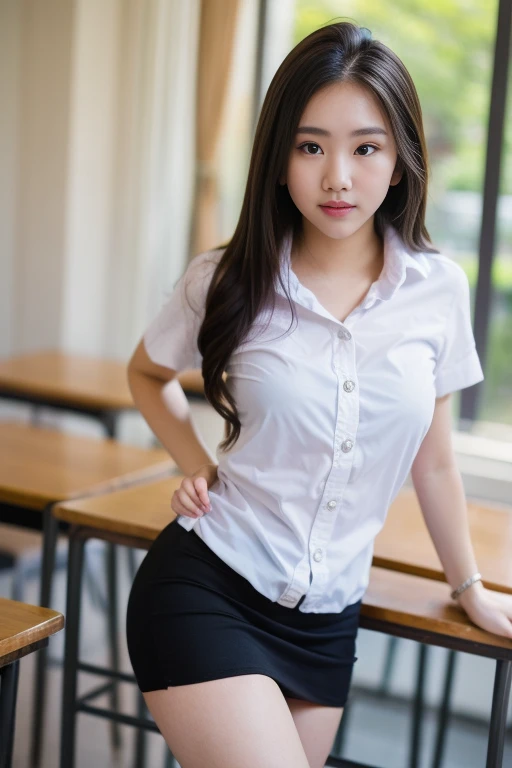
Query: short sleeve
434 265 484 398
143 250 222 372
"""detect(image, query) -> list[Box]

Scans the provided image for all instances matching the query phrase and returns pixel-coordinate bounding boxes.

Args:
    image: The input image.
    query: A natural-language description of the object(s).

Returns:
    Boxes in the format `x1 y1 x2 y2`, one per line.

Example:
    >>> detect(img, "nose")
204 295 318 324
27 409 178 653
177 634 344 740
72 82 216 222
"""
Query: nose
322 154 353 192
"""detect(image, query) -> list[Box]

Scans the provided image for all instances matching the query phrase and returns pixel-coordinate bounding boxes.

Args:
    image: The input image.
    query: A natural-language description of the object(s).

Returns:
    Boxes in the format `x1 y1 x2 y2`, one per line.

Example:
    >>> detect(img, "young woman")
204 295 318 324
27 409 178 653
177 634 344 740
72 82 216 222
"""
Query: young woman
126 21 512 768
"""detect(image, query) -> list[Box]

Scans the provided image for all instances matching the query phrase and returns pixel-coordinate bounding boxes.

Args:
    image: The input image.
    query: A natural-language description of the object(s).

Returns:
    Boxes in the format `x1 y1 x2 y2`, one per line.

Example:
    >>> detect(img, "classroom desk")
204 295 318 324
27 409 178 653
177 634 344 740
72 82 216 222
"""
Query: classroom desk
51 478 512 768
375 486 512 594
0 351 134 437
373 486 512 768
0 351 205 437
0 421 173 767
0 598 64 768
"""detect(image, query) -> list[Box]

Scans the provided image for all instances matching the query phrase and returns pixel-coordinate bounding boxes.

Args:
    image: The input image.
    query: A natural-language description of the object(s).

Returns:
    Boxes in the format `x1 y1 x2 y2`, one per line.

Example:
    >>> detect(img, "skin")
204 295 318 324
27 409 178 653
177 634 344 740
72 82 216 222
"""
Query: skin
282 80 402 280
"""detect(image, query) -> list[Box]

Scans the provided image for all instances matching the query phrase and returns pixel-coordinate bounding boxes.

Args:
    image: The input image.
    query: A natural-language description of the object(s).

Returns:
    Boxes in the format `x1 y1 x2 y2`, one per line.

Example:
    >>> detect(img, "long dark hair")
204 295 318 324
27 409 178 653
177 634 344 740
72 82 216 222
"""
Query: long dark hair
197 20 437 452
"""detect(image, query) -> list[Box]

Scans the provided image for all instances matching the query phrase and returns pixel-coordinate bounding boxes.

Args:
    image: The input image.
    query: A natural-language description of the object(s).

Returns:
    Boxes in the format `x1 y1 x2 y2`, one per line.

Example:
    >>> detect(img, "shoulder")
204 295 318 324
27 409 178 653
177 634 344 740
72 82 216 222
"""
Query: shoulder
181 246 226 313
183 246 225 285
424 252 470 295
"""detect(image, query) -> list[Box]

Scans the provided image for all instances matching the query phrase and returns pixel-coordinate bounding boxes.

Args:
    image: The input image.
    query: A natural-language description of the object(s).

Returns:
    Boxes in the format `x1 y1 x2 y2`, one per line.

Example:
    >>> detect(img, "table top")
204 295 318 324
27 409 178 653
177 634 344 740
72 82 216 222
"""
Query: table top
363 567 512 656
53 475 179 535
0 422 174 511
54 480 512 597
0 350 205 409
53 482 512 655
375 486 512 595
0 351 134 410
0 598 64 665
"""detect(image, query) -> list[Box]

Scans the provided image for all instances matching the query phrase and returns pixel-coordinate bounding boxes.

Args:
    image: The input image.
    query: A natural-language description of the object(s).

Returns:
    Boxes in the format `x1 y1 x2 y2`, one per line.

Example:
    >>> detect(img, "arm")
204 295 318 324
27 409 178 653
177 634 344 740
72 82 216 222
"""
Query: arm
411 394 512 639
128 339 216 477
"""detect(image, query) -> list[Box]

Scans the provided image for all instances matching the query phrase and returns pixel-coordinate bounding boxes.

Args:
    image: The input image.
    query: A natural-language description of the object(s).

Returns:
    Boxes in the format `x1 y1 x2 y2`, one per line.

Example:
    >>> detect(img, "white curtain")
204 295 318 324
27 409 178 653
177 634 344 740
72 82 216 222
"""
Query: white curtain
104 0 201 357
1 0 200 359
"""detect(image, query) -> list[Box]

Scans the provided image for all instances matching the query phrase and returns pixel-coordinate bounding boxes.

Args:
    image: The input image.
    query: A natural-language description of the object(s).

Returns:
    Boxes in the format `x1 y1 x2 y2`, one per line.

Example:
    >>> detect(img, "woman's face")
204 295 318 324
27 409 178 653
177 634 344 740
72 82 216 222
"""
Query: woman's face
283 81 402 241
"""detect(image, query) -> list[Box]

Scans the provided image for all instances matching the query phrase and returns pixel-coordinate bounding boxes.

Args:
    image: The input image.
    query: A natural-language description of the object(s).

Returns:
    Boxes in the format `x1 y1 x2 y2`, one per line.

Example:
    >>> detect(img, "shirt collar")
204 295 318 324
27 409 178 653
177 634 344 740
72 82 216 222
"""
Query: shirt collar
276 224 431 314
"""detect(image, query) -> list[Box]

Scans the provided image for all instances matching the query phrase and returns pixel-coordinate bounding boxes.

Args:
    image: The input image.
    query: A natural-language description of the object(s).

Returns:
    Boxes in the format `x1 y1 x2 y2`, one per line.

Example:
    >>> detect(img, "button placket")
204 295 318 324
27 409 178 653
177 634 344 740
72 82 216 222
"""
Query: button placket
332 324 359 469
303 320 360 608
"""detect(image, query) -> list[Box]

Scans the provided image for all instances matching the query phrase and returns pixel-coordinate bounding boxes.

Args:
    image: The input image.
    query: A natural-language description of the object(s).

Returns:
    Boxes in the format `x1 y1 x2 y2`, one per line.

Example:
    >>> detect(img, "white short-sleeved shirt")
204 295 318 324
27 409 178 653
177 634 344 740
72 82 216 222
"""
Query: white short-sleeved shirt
143 224 484 613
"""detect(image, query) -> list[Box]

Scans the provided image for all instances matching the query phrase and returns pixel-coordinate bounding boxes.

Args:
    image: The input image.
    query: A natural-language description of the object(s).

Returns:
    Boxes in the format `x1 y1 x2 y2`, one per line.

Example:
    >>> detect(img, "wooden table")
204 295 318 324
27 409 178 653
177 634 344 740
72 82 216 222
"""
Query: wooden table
373 486 512 768
0 421 173 766
0 598 64 768
50 479 512 768
375 486 512 593
0 351 205 438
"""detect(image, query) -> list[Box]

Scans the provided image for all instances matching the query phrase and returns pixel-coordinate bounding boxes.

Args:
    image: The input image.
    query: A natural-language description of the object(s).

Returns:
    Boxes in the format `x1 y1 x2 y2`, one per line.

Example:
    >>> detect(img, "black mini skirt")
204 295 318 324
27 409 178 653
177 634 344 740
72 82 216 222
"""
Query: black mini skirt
126 519 361 707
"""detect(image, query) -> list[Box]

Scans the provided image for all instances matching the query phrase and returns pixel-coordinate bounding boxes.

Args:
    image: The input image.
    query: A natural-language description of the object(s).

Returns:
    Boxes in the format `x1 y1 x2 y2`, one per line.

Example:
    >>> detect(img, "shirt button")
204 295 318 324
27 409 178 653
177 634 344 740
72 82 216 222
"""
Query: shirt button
327 500 337 510
341 439 354 453
313 548 324 562
343 380 355 392
337 328 352 341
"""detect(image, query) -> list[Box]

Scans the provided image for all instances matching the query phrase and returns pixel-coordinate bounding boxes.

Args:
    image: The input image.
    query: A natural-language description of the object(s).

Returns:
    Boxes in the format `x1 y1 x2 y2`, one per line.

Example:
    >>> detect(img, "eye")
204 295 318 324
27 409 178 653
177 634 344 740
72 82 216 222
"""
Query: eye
298 142 323 155
355 144 378 156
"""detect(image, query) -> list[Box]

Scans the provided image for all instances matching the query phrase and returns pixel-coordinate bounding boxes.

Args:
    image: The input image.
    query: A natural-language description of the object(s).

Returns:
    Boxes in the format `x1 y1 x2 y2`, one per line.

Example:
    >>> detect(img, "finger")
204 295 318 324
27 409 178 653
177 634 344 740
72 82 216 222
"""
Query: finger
171 496 199 518
193 476 211 508
172 489 203 517
490 592 512 620
495 613 512 639
181 477 208 510
495 619 512 640
483 610 512 639
176 487 204 516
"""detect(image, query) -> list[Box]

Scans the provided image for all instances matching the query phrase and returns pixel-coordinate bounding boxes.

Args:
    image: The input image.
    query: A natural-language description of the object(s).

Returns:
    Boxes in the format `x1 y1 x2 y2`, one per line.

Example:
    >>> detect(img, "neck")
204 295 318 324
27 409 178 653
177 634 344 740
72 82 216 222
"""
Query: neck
293 217 384 279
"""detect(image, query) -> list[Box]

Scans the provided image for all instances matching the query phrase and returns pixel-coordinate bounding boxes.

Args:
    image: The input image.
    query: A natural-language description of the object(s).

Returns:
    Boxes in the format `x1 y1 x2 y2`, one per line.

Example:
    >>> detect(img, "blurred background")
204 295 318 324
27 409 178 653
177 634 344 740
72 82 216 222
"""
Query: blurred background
1 0 510 432
0 1 511 766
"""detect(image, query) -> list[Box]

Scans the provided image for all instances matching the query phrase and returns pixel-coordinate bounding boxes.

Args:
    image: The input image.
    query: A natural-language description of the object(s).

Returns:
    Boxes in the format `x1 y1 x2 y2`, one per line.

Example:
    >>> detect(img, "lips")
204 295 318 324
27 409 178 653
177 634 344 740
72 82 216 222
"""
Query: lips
321 202 355 209
319 203 356 218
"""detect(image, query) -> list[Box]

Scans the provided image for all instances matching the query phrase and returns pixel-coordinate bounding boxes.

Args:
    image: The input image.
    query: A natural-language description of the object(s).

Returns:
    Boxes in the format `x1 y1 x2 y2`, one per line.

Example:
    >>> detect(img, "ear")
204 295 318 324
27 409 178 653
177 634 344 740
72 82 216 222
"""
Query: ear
279 175 287 186
389 158 403 187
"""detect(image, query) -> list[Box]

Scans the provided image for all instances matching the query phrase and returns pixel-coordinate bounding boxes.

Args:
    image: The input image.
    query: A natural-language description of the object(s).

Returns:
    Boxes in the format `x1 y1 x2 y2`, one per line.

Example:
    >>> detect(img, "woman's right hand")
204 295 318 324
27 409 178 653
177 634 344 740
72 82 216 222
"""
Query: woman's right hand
171 463 218 519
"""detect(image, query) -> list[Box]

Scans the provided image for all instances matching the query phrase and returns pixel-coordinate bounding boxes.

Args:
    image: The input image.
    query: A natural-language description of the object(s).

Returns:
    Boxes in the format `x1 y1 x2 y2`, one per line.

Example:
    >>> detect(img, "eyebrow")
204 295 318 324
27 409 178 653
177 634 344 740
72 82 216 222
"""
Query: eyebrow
295 126 388 137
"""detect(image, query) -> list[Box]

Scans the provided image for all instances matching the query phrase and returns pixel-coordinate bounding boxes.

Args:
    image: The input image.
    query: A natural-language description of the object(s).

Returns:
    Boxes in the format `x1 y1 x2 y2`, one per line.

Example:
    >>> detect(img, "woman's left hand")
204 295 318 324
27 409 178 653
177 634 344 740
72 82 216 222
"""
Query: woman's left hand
457 583 512 640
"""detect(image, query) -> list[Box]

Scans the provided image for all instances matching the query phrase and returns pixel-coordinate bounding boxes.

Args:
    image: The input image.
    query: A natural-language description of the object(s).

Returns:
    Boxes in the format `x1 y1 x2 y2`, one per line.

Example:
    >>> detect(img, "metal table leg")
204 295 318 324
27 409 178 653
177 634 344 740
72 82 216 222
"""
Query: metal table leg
379 637 400 696
486 659 512 768
106 542 122 750
409 643 428 768
431 649 458 768
30 503 59 768
134 694 148 768
0 661 20 768
60 529 86 768
101 411 123 751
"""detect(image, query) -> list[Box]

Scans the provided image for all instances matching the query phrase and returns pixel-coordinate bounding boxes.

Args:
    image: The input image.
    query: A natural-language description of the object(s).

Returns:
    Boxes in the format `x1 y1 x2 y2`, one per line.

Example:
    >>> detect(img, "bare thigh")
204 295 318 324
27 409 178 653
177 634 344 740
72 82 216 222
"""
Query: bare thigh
287 697 344 768
143 674 311 768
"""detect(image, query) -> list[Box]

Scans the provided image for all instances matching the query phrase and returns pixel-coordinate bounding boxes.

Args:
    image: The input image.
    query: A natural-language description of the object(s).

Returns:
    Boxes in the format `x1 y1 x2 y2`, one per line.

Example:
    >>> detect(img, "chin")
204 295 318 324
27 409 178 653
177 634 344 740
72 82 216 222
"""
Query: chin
310 216 362 240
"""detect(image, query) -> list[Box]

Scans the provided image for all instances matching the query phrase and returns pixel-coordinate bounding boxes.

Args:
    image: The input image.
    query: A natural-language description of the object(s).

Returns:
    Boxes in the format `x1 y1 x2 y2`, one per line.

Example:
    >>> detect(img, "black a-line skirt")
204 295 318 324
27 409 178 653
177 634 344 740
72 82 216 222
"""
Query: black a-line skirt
126 519 361 707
